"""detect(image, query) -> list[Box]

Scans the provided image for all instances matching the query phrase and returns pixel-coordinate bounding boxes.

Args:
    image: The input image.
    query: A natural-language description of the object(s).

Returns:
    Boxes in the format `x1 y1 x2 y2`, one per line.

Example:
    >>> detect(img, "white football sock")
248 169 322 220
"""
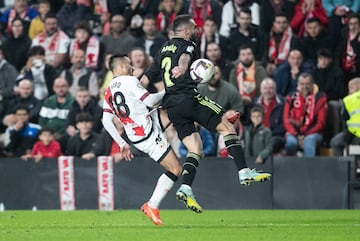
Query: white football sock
148 173 175 209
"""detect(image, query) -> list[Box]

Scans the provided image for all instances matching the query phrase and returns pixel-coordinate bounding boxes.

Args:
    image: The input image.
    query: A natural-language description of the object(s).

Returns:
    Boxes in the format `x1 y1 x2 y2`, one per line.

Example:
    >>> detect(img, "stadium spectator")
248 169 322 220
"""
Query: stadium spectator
101 14 135 55
229 45 267 123
156 0 181 37
134 14 167 60
290 0 328 37
266 13 300 76
67 87 103 135
28 0 51 40
226 7 267 62
1 17 31 72
259 0 295 34
32 13 71 69
0 0 38 38
60 49 99 99
322 0 360 47
56 0 93 38
300 17 333 66
312 48 345 101
21 45 59 101
23 126 62 163
199 17 227 59
2 79 42 128
38 77 74 151
243 106 272 164
3 105 41 158
274 49 312 97
128 47 152 79
336 14 360 88
330 77 360 156
68 21 104 71
205 42 234 80
253 78 286 154
183 0 222 36
283 73 327 157
311 48 345 145
66 112 98 159
220 0 261 38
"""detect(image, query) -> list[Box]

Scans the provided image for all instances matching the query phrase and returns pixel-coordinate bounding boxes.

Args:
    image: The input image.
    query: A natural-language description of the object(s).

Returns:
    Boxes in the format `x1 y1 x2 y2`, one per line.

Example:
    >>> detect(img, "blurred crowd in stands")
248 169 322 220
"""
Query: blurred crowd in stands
0 0 359 164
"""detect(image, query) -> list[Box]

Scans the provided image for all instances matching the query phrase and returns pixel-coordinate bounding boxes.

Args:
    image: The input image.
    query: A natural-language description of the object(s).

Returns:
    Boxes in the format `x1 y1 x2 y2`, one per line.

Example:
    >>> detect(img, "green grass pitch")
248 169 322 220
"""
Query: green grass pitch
1 210 359 241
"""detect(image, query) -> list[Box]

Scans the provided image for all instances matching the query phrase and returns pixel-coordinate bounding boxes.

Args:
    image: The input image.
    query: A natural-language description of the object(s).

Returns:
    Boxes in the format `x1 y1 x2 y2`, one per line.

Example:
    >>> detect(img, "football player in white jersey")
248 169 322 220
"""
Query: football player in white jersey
102 54 182 226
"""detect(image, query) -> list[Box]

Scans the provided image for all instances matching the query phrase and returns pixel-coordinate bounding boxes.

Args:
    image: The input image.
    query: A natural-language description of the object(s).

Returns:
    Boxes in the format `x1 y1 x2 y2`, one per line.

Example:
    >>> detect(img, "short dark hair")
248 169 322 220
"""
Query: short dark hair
108 53 128 72
172 14 193 32
11 16 24 25
250 105 264 116
45 12 57 20
239 44 253 53
306 17 321 25
239 7 252 16
39 126 54 135
347 13 360 23
317 48 332 58
74 21 92 36
14 105 30 114
76 112 93 123
28 45 45 57
274 12 289 21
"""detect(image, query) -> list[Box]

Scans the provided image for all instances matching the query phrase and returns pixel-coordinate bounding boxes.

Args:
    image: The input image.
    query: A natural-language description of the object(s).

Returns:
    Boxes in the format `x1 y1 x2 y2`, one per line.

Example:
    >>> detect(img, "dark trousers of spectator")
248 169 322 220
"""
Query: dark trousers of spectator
330 130 360 156
272 135 285 154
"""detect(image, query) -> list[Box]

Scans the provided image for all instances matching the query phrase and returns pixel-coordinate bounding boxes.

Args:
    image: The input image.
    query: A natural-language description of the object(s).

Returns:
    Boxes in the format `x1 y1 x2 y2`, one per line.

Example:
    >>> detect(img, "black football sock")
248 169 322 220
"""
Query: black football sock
224 134 248 171
182 152 201 186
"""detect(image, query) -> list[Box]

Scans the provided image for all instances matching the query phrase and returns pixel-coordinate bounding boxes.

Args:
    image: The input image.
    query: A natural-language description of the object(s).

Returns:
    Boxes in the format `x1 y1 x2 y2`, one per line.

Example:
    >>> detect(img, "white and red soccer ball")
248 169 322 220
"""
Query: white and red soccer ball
190 58 215 84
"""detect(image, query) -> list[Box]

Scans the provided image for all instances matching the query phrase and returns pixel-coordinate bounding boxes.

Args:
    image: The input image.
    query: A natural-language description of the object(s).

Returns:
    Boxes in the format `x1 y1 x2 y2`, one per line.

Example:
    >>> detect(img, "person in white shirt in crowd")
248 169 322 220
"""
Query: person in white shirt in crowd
60 49 99 99
32 13 70 69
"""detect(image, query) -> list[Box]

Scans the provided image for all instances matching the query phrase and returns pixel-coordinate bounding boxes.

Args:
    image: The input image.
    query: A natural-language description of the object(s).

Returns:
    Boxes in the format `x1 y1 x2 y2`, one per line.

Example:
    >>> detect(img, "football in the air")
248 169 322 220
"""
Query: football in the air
190 58 215 84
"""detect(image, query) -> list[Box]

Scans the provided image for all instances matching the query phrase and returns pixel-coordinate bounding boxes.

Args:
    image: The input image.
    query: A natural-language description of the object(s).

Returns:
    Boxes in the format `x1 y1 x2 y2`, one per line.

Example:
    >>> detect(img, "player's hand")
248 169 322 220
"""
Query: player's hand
121 144 134 161
171 66 186 79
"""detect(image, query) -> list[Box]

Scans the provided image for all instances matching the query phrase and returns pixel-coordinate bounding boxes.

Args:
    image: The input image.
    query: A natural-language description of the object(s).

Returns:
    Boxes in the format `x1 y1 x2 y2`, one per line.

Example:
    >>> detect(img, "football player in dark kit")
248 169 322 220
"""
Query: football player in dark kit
154 14 271 213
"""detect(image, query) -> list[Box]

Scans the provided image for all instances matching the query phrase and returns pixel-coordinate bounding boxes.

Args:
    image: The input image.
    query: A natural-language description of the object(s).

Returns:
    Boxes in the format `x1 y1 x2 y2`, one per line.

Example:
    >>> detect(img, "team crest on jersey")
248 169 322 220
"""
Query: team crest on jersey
186 46 194 53
137 82 145 90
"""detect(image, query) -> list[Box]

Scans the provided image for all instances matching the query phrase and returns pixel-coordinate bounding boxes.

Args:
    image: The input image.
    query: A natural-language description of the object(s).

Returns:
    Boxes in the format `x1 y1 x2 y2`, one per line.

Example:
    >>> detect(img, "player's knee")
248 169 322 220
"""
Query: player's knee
216 118 235 136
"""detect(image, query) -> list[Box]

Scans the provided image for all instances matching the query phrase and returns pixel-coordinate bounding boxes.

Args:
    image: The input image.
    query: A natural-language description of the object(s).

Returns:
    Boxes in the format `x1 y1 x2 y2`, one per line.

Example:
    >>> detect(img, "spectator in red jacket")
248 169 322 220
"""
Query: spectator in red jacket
283 72 327 156
23 126 62 163
290 0 328 37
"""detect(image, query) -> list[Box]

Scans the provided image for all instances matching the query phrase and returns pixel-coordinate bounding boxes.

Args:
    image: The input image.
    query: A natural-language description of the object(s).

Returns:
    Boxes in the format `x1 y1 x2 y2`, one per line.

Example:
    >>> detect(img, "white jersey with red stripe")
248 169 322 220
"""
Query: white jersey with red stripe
103 75 153 143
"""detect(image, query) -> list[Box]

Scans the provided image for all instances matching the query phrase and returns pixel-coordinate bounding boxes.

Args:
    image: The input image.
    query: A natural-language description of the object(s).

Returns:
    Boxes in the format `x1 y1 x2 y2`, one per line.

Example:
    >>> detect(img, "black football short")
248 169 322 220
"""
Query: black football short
166 93 225 140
